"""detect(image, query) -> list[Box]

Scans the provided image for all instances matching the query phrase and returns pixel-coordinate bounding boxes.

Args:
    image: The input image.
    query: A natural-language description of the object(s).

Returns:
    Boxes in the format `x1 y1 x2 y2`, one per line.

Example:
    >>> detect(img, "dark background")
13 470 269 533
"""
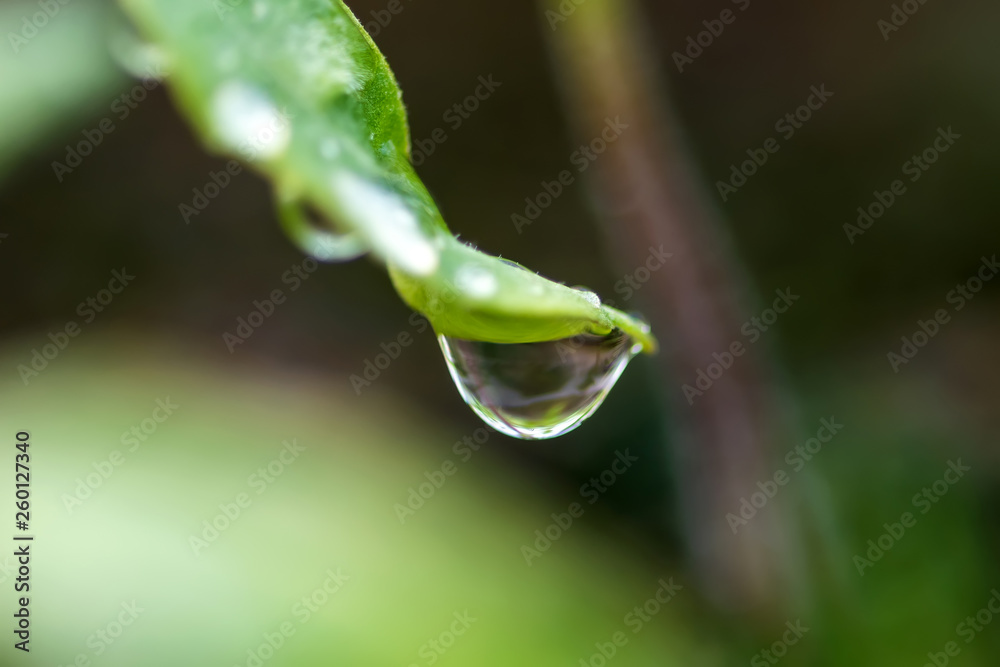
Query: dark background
1 0 998 662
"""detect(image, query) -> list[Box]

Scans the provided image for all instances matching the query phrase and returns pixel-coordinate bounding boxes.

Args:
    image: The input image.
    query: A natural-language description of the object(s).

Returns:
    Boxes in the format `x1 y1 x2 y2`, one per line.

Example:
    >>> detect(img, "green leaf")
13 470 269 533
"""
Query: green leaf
115 0 656 351
0 340 694 665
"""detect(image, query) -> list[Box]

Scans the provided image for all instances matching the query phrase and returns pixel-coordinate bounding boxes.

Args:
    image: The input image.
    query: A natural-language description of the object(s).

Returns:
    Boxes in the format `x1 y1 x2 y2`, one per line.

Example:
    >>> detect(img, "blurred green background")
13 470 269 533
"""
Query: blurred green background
0 0 998 664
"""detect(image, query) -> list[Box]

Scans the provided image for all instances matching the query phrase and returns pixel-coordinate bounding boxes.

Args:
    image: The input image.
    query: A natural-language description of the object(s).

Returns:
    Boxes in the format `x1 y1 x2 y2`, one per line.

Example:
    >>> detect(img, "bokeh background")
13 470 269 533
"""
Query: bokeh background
0 0 998 664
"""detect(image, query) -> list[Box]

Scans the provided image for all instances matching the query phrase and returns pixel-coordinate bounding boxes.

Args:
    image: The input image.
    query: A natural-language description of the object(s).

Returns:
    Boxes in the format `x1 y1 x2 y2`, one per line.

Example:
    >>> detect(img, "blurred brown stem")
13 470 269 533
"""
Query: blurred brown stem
542 0 799 620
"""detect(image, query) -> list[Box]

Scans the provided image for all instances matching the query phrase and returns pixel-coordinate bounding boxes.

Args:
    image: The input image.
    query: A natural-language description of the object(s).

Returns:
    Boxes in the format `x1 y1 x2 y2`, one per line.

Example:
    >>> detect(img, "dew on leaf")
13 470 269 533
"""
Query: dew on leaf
279 201 368 263
454 264 498 299
286 20 359 95
109 33 170 80
211 81 290 160
499 258 531 272
330 171 439 276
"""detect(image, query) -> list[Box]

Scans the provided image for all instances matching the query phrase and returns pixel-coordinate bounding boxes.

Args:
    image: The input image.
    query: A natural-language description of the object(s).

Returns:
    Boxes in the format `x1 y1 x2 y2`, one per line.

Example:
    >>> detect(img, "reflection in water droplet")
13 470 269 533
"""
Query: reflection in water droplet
438 330 639 440
279 201 368 263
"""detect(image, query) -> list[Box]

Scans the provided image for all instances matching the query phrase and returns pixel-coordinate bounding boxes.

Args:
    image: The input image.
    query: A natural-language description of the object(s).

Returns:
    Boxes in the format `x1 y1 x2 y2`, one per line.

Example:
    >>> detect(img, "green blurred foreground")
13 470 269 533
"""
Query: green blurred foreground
1 333 998 666
0 335 700 667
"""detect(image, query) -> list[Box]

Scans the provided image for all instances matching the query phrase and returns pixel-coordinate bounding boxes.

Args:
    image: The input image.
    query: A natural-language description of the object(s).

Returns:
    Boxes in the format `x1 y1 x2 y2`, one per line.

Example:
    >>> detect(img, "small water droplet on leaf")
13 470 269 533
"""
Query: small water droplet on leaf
279 201 368 263
110 33 170 80
454 264 498 299
211 81 291 160
499 259 531 272
438 330 639 440
330 171 439 276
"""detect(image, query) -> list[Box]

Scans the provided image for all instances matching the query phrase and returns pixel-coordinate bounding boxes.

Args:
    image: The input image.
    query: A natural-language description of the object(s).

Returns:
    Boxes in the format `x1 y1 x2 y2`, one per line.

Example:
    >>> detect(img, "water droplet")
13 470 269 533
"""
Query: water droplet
500 258 531 272
109 31 170 80
211 81 291 160
252 1 269 19
438 330 638 440
279 201 368 263
285 20 359 95
378 139 396 158
453 264 497 299
330 171 439 276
